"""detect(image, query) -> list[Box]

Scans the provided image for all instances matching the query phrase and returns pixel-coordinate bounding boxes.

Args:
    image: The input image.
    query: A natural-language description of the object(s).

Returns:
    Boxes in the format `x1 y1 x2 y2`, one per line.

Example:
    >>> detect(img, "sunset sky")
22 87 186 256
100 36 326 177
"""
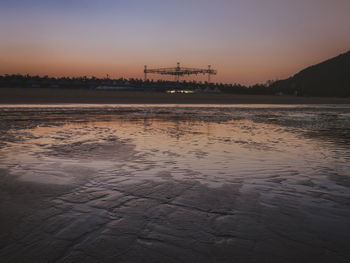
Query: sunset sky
0 0 349 84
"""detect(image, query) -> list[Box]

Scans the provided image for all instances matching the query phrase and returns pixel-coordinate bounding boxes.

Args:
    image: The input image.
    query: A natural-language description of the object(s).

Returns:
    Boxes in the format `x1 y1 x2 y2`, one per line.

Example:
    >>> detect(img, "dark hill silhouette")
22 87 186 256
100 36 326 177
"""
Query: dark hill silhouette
273 50 350 97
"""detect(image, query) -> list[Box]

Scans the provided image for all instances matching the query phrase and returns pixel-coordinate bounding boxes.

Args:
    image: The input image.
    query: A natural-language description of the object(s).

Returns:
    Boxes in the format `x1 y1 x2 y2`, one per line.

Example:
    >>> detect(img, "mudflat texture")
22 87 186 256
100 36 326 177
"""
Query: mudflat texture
1 87 350 104
0 105 350 262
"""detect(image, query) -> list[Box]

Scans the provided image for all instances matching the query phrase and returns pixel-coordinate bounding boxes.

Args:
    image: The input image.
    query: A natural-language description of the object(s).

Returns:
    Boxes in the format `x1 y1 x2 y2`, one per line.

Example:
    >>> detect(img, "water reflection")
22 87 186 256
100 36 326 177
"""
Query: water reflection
1 109 349 200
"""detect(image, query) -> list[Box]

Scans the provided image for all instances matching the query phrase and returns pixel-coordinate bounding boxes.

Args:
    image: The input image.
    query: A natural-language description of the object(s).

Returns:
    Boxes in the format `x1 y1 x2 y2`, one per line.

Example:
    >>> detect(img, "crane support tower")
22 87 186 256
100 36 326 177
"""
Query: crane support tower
144 62 217 83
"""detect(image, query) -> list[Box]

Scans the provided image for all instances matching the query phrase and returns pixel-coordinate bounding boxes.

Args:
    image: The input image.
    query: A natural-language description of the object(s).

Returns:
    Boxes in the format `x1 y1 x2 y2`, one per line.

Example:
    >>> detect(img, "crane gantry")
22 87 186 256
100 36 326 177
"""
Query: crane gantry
144 62 217 83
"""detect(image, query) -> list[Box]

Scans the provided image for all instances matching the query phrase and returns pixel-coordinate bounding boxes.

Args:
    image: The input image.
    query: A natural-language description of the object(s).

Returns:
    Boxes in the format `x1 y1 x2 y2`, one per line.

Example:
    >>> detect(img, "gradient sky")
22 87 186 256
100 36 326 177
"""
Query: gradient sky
0 0 349 84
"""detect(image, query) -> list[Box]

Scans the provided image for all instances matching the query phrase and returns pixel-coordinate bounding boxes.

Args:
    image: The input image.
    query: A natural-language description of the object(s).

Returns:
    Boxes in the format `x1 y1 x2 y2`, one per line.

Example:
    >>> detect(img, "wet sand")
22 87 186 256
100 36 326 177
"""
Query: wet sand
1 106 350 262
1 87 350 104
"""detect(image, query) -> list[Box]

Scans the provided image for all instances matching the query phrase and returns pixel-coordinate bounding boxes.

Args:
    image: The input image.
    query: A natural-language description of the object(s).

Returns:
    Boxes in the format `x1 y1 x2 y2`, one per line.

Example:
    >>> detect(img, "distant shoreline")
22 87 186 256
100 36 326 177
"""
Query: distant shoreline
1 87 349 105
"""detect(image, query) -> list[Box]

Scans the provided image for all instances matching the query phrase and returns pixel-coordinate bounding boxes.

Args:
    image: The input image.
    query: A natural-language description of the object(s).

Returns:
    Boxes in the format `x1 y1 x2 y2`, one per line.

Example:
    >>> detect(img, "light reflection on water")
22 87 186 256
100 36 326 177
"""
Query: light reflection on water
1 105 349 198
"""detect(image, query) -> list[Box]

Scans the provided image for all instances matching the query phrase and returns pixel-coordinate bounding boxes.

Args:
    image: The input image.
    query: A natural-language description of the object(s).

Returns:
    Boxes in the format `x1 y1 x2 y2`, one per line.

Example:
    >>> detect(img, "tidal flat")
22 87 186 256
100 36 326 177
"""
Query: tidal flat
0 105 350 262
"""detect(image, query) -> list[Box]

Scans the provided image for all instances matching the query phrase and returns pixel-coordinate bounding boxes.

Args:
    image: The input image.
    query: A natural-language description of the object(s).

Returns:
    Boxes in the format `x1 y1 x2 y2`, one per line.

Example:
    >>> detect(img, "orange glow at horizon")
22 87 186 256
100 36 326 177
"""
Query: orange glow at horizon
1 48 348 85
1 0 349 85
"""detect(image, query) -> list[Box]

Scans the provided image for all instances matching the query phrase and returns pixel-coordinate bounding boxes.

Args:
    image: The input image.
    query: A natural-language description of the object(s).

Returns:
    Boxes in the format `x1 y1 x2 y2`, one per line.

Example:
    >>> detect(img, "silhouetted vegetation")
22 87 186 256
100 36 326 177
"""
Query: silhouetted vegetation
1 50 349 97
0 74 277 94
272 50 350 97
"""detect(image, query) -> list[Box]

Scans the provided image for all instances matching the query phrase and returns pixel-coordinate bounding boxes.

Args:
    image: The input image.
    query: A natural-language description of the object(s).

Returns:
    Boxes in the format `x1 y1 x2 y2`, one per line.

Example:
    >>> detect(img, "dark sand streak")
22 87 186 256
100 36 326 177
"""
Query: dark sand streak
1 87 350 104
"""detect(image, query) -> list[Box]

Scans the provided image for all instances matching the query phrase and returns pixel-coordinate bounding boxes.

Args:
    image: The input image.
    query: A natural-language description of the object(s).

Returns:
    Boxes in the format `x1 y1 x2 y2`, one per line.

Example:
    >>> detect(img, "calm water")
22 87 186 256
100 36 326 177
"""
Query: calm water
0 105 350 262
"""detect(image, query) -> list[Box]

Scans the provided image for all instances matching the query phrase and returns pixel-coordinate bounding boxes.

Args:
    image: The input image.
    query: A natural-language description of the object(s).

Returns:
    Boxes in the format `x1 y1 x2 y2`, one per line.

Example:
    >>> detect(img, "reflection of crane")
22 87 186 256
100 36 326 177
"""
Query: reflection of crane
144 62 217 83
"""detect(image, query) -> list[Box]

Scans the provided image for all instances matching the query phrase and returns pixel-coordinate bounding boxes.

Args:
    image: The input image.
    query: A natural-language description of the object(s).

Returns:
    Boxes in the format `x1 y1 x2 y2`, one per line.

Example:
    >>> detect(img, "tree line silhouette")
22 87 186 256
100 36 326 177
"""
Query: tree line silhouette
1 50 349 97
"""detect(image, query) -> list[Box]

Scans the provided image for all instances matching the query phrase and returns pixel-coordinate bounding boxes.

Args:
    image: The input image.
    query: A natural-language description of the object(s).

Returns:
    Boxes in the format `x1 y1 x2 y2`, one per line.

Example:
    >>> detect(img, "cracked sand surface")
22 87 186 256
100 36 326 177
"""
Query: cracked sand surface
0 105 350 262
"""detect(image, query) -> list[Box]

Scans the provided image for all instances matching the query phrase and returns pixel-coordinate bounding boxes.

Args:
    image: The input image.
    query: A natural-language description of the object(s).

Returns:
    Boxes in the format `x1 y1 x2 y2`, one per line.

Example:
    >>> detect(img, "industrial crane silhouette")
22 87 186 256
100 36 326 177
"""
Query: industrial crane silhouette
144 62 217 83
